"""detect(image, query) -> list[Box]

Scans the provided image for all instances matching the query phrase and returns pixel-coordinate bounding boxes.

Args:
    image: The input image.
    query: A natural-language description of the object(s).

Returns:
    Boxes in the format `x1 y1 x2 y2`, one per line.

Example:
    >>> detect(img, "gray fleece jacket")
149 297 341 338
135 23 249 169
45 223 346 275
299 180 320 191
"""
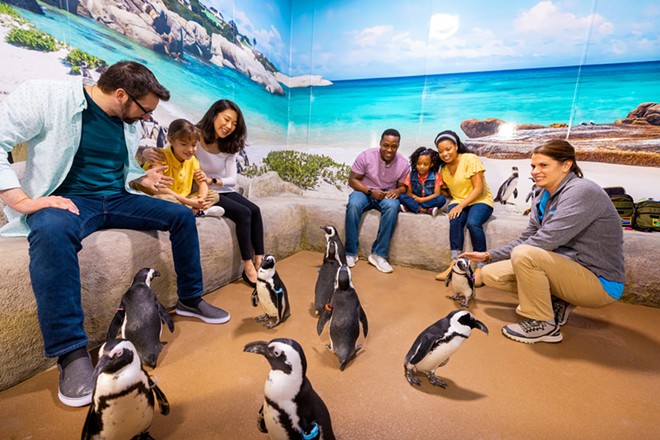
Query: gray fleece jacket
488 172 625 283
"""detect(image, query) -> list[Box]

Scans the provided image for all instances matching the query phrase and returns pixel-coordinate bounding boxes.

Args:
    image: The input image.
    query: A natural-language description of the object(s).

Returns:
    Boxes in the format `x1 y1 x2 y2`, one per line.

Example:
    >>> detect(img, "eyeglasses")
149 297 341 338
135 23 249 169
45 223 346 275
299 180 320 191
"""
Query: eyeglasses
125 91 153 116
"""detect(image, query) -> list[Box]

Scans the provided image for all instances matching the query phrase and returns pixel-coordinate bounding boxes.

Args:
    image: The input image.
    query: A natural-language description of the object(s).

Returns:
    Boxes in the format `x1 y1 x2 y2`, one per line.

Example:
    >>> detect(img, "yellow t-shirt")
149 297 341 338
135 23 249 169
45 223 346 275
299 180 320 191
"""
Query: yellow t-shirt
441 153 494 208
143 147 200 197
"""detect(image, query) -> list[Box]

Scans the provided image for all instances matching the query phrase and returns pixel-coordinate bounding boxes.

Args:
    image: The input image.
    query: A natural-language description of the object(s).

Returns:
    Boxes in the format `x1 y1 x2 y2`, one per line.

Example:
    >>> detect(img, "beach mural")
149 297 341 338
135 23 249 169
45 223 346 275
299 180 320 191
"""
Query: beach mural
1 0 659 203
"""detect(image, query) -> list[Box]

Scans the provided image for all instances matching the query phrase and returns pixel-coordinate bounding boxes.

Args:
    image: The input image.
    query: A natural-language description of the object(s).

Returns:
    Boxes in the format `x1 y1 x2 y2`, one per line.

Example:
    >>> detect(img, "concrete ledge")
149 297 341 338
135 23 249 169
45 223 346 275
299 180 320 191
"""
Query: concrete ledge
1 195 658 390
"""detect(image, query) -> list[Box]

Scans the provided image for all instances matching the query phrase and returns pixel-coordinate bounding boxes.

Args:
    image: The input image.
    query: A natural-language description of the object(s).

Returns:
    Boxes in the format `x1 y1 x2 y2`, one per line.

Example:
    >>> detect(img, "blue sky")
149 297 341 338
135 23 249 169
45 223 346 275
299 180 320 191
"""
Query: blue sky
203 0 660 80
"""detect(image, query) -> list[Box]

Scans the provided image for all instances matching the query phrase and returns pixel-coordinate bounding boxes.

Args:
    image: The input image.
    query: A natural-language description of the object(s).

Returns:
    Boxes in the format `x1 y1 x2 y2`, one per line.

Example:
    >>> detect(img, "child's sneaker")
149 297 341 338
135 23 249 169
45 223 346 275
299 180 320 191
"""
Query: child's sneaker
204 206 225 218
431 207 439 217
400 205 409 213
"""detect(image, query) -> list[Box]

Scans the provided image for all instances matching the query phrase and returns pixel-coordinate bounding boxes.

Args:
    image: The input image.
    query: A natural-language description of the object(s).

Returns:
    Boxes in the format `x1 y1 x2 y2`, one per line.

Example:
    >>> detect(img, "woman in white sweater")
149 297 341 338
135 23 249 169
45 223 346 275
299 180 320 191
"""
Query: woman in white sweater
196 99 264 286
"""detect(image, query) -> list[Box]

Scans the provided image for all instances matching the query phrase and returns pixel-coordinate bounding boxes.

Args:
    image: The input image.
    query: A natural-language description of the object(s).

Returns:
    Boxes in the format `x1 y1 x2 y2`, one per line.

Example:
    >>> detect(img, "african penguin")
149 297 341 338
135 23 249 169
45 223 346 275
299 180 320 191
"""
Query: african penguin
494 166 519 205
317 265 368 371
523 177 539 216
106 268 174 368
314 240 342 316
445 258 476 307
244 338 335 440
320 225 347 265
404 310 488 388
252 254 291 328
81 339 170 440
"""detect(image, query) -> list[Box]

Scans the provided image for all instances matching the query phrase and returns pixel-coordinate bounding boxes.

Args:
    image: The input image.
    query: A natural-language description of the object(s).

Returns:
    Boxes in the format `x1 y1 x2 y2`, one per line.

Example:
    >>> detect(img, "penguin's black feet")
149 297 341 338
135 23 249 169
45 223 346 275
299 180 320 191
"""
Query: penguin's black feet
449 293 462 301
460 298 471 308
325 343 334 353
264 320 281 329
255 314 270 322
57 348 94 407
405 369 421 386
427 373 448 388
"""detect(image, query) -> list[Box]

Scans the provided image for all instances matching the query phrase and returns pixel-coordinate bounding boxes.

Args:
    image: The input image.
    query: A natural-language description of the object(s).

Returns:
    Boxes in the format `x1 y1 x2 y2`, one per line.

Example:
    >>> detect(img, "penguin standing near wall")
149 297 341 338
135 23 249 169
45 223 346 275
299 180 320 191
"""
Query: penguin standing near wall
317 265 368 371
244 338 335 440
445 258 477 307
320 225 347 265
106 268 174 368
252 254 291 328
314 240 342 316
81 339 170 440
404 310 488 388
494 166 519 205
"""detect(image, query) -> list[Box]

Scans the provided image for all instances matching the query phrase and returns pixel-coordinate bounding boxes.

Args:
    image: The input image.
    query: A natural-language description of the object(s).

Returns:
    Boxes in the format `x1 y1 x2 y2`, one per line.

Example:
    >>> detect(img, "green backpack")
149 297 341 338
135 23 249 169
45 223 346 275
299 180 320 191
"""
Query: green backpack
633 200 660 232
609 194 635 227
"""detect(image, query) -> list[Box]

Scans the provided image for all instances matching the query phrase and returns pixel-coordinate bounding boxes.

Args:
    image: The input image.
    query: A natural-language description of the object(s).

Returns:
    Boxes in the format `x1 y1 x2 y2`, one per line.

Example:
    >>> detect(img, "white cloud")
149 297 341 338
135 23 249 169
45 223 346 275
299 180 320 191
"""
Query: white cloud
514 1 613 39
428 13 460 41
354 25 396 47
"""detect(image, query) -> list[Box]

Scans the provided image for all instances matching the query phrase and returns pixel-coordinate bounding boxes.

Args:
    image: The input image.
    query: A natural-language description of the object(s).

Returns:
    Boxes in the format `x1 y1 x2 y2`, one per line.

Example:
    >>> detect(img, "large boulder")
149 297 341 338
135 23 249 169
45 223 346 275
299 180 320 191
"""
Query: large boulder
5 0 45 14
616 102 660 126
461 118 507 138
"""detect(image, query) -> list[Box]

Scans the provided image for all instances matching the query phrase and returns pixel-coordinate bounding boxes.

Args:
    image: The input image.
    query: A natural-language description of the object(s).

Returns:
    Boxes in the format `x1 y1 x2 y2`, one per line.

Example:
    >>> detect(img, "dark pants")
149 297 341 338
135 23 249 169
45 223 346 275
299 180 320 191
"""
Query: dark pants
27 192 203 357
448 202 493 252
217 192 264 260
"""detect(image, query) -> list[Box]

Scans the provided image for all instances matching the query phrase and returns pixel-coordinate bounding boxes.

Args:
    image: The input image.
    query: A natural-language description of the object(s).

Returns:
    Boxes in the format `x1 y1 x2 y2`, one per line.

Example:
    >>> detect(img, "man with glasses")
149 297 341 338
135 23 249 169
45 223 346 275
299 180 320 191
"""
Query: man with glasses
0 61 230 408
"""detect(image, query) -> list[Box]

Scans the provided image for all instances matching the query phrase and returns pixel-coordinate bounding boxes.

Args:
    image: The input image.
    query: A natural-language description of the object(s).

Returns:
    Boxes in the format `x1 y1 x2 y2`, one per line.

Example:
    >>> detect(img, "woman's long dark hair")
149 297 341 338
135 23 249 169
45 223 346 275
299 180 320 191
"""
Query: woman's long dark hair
197 99 247 154
534 140 583 178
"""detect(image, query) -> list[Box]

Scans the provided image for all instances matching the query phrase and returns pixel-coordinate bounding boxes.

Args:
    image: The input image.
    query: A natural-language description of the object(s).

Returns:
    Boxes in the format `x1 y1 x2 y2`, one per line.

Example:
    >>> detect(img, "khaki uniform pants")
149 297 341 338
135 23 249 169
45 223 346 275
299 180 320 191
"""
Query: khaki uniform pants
482 245 615 322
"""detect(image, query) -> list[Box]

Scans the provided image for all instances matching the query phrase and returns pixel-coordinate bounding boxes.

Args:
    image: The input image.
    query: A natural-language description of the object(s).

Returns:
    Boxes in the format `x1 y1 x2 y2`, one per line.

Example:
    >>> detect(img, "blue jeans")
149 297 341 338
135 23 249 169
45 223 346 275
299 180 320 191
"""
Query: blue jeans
399 193 447 213
448 202 493 253
344 191 400 259
26 192 204 357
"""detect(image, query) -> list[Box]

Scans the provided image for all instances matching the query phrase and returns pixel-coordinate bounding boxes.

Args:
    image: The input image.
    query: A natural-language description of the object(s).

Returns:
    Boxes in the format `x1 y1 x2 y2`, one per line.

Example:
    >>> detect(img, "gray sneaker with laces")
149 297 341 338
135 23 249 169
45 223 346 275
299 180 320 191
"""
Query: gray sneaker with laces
502 319 563 344
176 299 231 324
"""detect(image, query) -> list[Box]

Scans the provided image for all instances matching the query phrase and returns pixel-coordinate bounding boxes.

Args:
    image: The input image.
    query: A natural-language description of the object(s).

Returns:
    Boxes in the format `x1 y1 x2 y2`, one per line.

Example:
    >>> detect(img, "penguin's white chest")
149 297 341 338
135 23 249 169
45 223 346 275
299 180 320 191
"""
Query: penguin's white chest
414 337 465 372
96 388 152 439
501 177 518 200
452 275 472 297
263 372 302 438
257 282 279 316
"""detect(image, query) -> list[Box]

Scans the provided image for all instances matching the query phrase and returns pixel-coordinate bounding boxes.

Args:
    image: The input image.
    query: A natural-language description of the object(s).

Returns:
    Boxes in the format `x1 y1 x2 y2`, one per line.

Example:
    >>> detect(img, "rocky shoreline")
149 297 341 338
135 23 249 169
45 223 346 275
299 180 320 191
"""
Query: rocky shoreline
462 103 660 167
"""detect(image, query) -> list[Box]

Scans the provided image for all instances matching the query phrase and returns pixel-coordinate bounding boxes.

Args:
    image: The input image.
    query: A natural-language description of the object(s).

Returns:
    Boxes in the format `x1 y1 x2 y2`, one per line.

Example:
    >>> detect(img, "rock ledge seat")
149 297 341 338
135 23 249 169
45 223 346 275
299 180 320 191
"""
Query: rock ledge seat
1 176 658 391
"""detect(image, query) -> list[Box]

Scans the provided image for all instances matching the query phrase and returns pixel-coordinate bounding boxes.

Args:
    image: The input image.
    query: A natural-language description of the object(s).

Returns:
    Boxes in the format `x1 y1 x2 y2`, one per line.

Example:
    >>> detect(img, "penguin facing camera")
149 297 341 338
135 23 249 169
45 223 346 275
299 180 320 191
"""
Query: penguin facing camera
252 254 291 328
445 258 476 307
320 225 347 265
244 338 336 440
81 338 170 440
106 268 174 368
317 265 368 371
404 310 488 388
494 166 519 205
314 240 342 316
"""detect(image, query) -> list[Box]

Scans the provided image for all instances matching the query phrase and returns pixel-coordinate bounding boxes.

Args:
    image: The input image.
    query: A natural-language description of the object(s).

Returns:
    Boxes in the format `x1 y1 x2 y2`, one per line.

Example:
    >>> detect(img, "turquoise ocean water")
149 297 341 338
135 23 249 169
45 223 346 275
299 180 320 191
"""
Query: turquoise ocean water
16 5 660 165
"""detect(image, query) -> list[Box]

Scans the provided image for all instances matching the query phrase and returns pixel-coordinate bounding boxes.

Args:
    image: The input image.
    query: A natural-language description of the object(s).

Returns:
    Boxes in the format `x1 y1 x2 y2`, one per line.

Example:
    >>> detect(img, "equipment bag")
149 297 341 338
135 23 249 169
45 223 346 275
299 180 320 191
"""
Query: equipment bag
633 200 660 232
609 194 635 227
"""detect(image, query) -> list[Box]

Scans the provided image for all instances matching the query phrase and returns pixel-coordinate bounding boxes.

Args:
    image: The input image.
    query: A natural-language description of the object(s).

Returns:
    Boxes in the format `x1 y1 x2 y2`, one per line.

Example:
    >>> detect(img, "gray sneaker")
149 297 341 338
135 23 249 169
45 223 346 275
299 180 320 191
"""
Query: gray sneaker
176 299 231 324
552 297 576 326
502 319 562 344
346 255 358 268
368 253 393 273
57 354 94 407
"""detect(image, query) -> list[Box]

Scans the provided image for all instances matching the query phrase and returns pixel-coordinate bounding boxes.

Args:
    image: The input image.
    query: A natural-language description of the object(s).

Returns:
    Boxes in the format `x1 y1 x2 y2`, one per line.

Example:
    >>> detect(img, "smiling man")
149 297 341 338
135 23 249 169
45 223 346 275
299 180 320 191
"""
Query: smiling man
0 61 230 409
344 128 409 273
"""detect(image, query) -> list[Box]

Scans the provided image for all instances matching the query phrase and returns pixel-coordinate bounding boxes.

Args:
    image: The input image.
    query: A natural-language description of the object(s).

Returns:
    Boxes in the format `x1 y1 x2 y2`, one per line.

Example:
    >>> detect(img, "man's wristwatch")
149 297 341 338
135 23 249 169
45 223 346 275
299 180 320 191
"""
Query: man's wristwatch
211 177 218 185
367 188 372 197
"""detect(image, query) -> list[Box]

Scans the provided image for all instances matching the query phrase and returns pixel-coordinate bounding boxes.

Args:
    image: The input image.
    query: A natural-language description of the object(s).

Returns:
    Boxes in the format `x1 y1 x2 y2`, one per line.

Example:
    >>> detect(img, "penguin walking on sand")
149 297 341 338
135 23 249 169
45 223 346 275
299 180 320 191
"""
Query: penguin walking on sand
314 240 342 316
81 339 170 440
244 338 335 440
320 225 347 265
404 310 488 388
445 258 476 307
494 166 519 205
106 268 174 368
317 265 368 371
252 254 290 328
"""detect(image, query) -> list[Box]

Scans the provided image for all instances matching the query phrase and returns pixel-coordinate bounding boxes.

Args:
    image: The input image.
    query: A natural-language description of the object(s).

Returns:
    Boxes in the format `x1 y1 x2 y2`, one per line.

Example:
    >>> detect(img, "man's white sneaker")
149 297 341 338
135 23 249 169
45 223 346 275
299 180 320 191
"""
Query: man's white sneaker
346 255 358 268
368 253 393 273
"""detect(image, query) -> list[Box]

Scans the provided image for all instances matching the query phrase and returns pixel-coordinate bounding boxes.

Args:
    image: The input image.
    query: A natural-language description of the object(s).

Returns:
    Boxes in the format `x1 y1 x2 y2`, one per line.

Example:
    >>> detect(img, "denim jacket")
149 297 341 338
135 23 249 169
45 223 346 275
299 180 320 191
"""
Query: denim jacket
410 170 436 197
0 79 144 236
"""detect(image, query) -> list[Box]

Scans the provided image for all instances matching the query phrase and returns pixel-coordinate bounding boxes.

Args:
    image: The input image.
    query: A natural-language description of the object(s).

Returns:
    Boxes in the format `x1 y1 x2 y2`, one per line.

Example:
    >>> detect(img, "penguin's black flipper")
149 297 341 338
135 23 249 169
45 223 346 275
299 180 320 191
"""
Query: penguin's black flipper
405 331 440 365
80 405 100 440
149 376 170 416
465 265 475 291
157 302 175 333
106 307 125 341
317 307 332 336
359 305 369 337
444 270 453 287
257 404 267 433
513 188 518 199
251 288 259 307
